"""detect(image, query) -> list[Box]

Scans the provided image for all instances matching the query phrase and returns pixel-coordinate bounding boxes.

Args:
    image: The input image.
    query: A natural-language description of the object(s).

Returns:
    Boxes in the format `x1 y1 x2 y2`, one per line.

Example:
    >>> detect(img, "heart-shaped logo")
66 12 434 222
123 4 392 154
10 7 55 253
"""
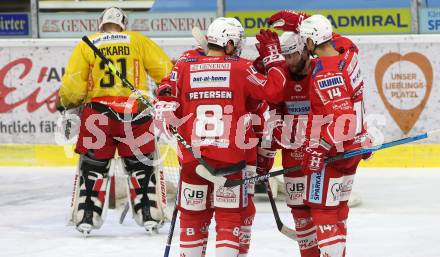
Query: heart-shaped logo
375 52 433 134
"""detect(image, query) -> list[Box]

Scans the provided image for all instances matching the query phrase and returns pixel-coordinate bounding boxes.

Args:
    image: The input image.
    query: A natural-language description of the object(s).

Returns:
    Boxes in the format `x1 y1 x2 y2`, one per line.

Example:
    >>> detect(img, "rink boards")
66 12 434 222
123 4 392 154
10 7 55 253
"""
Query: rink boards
1 35 440 167
0 144 439 168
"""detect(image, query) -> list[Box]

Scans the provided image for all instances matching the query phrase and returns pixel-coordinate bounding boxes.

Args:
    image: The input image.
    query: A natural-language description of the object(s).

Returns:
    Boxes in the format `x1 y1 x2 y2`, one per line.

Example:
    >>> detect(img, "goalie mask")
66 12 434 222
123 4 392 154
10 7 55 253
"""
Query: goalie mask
99 7 128 32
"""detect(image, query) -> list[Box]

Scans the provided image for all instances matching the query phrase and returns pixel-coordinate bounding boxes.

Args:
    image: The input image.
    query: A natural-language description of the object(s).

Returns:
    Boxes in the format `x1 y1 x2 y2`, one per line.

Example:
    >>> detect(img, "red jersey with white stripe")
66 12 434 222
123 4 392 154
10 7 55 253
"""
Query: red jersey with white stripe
163 55 286 164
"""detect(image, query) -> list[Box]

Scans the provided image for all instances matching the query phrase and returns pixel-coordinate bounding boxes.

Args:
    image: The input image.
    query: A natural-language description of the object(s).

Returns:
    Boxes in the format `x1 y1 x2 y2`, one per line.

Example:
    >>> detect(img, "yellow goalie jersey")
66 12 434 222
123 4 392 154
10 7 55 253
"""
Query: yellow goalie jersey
59 31 172 113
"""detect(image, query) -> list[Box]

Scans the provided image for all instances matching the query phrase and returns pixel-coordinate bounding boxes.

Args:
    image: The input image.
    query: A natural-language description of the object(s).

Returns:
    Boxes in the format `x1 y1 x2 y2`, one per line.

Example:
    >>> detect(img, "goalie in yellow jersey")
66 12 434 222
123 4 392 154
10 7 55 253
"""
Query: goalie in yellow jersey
57 7 173 235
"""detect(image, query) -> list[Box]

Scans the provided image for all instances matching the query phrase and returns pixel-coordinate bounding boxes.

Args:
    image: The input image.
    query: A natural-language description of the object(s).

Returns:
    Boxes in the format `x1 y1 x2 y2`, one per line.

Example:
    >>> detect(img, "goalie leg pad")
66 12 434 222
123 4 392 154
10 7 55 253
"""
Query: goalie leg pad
123 154 164 229
75 154 111 232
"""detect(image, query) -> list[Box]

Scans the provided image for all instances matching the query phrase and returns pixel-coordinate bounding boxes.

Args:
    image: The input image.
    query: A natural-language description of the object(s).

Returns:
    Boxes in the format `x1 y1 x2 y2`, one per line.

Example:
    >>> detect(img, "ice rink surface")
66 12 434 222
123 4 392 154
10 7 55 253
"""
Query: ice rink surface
1 167 439 257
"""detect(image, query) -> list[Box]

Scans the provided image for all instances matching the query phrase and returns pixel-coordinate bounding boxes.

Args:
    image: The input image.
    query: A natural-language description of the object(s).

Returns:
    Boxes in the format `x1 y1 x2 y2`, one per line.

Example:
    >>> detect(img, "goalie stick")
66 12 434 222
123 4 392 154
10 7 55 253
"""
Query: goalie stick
197 129 440 187
81 36 240 182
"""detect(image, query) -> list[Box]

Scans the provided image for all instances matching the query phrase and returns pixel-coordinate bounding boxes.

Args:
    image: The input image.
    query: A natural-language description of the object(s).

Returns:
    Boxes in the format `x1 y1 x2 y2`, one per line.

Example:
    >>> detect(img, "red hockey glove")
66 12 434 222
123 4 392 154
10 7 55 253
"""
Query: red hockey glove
256 29 285 69
153 100 178 122
256 147 276 175
268 10 310 33
152 100 180 139
301 140 331 176
252 56 266 74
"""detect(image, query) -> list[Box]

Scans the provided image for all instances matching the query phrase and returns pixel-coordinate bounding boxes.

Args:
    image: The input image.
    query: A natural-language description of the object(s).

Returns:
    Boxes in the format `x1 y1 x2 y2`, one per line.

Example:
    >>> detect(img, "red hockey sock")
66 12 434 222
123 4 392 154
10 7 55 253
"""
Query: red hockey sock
291 207 320 257
239 196 256 257
179 211 211 257
215 209 242 257
312 209 346 257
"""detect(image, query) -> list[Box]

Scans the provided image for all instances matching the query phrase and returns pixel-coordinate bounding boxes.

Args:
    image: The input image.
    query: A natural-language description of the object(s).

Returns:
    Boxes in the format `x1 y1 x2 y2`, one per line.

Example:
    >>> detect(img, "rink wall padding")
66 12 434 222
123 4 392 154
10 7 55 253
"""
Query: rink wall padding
1 36 440 167
0 144 439 168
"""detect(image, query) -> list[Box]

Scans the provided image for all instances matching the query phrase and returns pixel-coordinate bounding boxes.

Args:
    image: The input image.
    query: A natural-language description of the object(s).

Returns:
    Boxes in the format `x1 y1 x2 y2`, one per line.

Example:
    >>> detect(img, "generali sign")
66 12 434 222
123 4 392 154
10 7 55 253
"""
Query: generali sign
39 12 215 38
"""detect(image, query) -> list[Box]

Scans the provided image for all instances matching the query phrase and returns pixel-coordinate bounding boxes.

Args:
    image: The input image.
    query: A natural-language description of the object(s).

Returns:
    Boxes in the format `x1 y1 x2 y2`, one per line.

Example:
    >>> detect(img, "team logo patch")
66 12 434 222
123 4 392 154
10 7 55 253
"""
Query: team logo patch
91 33 130 46
325 177 343 206
224 56 239 61
284 177 306 206
308 168 325 204
350 63 363 89
190 71 230 88
285 101 310 115
180 182 208 211
317 75 344 90
190 63 231 71
185 57 198 63
170 71 177 81
214 185 240 208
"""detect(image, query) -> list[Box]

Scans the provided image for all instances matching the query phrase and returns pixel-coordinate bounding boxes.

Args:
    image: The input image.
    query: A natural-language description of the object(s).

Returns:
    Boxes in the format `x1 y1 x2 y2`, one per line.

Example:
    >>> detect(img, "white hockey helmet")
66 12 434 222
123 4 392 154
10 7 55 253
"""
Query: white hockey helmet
99 7 128 32
280 31 304 55
299 14 333 46
225 17 245 41
207 17 244 55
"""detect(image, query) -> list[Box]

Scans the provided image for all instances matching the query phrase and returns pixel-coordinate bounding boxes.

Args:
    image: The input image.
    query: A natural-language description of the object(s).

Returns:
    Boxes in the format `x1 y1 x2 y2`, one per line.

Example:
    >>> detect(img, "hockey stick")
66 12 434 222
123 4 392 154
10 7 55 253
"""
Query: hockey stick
81 36 239 180
119 202 130 224
164 200 179 257
265 181 298 240
191 26 208 53
197 129 440 187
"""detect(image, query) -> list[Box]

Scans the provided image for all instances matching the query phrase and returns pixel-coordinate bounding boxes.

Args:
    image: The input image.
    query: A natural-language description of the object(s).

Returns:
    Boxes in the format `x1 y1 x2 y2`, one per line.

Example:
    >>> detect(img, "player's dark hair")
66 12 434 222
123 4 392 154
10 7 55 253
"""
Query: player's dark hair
207 43 225 51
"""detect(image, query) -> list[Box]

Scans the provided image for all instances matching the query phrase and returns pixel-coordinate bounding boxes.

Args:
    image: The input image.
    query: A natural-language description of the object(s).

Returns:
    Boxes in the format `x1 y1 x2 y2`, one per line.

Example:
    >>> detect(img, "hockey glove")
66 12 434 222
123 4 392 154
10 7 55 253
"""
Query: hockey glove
268 10 310 33
153 100 179 124
252 56 266 74
256 29 285 69
60 107 81 141
301 139 331 176
256 147 276 175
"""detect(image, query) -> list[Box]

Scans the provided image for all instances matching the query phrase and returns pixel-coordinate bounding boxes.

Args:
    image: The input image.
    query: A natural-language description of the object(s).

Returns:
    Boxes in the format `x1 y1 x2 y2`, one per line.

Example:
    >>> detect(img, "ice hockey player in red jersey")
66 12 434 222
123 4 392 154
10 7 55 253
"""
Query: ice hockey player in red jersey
276 31 320 257
296 14 370 257
155 17 286 257
156 19 266 256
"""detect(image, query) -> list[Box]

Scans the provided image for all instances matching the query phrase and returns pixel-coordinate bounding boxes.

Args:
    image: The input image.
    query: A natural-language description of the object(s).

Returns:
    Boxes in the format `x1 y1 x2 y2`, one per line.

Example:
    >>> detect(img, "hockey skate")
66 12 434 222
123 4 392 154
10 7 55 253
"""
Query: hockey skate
139 202 164 234
76 222 93 236
144 219 164 234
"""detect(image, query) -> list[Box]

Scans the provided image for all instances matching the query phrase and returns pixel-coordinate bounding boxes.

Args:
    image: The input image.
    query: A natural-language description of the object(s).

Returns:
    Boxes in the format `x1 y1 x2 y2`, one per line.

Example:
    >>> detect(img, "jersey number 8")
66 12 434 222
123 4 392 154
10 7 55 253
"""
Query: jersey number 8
195 105 225 137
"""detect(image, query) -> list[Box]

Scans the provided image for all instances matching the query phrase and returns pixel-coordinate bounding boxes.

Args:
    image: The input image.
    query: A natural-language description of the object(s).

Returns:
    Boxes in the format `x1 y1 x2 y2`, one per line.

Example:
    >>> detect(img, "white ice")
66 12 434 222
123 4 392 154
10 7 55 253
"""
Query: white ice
1 167 439 257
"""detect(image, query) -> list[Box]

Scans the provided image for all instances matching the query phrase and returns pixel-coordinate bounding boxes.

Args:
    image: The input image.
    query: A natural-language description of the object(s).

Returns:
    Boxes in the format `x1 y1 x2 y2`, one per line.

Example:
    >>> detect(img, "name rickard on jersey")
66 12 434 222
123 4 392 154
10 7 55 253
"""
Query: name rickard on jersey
95 46 130 57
